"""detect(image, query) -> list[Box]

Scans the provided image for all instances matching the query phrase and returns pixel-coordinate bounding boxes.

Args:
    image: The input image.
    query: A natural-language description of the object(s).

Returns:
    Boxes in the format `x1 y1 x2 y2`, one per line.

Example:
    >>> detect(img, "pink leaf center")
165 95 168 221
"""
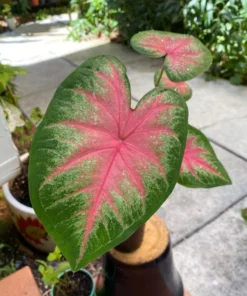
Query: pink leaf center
41 62 179 264
181 136 220 179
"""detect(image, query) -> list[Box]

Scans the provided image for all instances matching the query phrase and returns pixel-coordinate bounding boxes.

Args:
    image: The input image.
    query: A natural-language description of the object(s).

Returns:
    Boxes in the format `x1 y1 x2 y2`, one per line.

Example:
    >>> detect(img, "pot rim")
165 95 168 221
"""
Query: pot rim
51 268 96 296
2 152 34 215
2 182 35 215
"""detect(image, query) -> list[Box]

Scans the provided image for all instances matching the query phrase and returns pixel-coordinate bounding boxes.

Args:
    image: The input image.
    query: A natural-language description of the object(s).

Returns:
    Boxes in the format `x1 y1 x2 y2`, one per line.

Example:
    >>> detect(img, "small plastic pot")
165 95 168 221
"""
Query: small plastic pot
51 269 96 296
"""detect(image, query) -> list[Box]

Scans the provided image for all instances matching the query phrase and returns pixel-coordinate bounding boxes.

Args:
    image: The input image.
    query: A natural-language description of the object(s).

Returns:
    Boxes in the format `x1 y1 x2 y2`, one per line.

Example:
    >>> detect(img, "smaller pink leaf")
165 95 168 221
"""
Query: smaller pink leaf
154 70 192 101
179 125 231 188
131 30 212 82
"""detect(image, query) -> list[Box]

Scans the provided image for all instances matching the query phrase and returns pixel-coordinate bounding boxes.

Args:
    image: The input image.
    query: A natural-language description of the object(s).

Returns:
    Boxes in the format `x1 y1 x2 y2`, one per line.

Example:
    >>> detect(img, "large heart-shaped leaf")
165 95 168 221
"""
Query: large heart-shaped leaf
154 70 192 101
179 125 231 188
29 56 188 270
131 31 212 82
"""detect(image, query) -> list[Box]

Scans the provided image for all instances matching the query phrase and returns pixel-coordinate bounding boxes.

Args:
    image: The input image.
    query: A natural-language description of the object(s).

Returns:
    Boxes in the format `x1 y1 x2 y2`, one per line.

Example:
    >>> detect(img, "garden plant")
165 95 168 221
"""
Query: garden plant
0 62 42 153
37 247 70 287
107 0 185 41
0 62 50 255
0 63 26 133
29 30 231 277
184 0 247 84
37 247 101 295
68 0 117 41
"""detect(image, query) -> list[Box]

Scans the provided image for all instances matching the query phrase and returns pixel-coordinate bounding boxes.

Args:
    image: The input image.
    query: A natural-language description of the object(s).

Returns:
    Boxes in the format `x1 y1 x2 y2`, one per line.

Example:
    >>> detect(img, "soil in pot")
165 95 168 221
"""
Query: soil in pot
0 211 104 294
54 270 93 296
10 161 31 207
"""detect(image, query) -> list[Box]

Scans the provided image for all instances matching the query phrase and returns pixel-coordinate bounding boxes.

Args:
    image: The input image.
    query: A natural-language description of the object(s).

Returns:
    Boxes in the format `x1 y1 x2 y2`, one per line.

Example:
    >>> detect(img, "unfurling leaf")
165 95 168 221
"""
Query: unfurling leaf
179 125 231 188
154 70 192 101
131 31 212 82
29 56 188 270
47 246 62 262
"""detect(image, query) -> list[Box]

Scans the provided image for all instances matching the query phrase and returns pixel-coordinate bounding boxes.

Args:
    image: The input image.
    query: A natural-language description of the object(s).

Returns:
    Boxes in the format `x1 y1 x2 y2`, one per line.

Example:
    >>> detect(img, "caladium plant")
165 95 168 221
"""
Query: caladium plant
29 30 231 271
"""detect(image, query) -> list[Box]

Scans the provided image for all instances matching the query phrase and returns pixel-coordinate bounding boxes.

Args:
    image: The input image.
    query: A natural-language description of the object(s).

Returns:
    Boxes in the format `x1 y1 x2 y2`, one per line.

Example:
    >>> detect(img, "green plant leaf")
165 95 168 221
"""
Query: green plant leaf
230 74 242 85
241 0 247 12
38 264 46 274
29 55 188 271
0 64 27 84
56 262 70 274
0 261 15 279
154 69 192 101
130 30 212 82
0 73 10 93
242 208 247 221
178 125 231 188
30 107 43 124
47 246 62 262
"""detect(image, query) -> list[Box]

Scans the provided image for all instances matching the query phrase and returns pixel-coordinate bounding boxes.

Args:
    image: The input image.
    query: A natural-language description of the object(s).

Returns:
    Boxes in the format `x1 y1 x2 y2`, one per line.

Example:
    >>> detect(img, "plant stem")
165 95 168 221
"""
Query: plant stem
155 55 167 87
6 85 17 106
116 224 145 252
42 289 51 296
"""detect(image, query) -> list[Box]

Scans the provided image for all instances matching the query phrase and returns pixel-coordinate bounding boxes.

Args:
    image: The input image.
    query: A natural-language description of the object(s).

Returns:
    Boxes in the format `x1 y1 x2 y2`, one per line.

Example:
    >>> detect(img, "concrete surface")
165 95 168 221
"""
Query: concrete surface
1 20 247 296
158 144 247 245
174 197 247 296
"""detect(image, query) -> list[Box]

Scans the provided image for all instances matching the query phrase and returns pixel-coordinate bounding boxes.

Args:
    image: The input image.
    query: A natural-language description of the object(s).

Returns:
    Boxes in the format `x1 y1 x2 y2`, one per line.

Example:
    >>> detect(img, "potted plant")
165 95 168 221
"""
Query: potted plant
28 30 231 295
52 268 96 296
2 4 16 31
37 247 97 296
0 62 55 252
30 0 40 7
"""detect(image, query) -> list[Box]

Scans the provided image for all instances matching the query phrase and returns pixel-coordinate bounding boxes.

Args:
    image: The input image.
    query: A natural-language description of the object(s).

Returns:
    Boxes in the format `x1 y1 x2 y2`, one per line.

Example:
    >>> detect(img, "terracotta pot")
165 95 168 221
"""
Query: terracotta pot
0 266 41 296
51 269 96 296
30 0 39 7
2 154 55 253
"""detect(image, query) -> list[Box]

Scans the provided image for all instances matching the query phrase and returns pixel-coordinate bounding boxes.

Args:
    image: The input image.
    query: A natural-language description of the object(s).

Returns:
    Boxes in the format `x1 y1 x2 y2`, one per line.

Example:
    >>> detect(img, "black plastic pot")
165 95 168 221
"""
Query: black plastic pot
104 240 183 296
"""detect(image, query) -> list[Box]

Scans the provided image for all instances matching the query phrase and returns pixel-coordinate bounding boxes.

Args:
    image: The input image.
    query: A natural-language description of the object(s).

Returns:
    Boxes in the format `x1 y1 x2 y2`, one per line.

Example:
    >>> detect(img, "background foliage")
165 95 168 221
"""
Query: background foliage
1 0 247 84
184 0 247 84
68 0 118 41
0 62 42 153
106 0 185 41
68 0 185 41
0 63 26 132
68 0 247 84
